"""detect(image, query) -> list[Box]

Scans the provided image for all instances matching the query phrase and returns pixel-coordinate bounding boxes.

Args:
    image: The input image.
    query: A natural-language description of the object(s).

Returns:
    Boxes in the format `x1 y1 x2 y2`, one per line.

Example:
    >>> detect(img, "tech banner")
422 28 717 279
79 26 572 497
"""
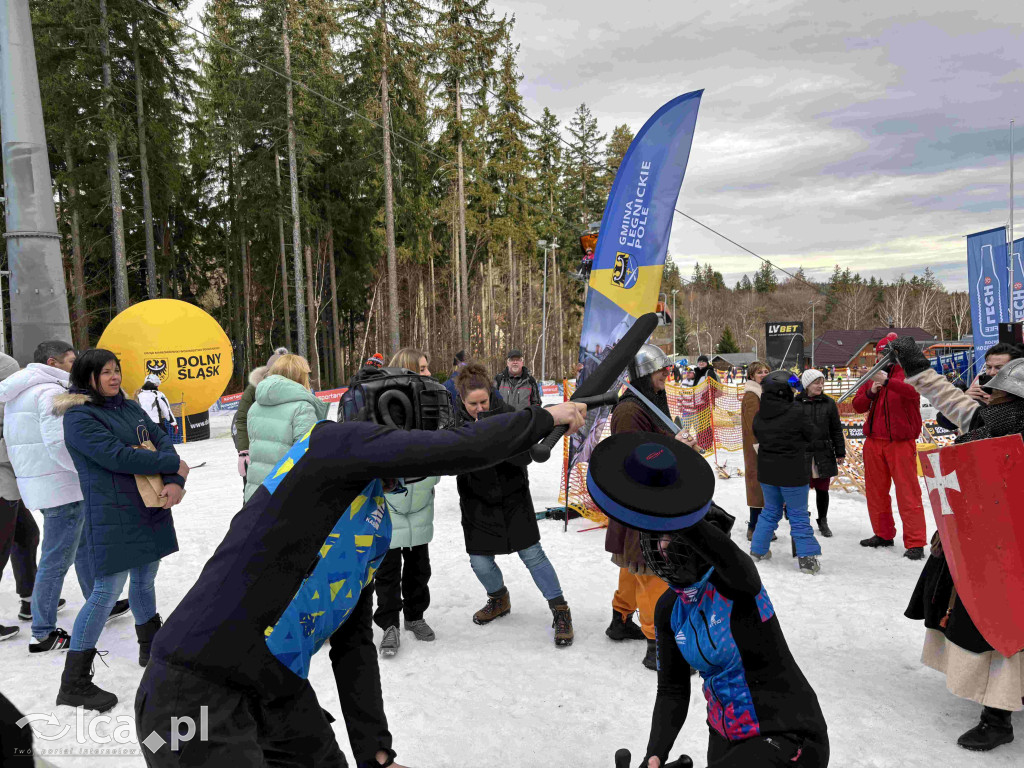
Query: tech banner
570 90 703 470
966 227 1010 374
920 436 1024 658
765 322 804 371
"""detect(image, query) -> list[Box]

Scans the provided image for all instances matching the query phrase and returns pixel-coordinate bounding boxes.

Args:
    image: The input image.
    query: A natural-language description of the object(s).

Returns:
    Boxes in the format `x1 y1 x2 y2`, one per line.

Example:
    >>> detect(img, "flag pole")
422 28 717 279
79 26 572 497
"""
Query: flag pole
1011 120 1015 322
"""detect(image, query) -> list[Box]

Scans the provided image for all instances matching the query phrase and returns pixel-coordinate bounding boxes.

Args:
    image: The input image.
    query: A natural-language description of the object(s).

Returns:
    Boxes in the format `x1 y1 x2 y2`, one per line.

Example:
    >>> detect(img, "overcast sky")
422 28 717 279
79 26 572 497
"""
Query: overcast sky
184 1 1023 290
490 0 1024 290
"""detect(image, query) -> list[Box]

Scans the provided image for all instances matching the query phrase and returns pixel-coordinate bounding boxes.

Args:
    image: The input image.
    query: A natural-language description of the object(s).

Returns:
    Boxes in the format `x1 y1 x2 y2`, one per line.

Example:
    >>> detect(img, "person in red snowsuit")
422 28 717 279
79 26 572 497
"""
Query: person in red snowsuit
852 333 926 559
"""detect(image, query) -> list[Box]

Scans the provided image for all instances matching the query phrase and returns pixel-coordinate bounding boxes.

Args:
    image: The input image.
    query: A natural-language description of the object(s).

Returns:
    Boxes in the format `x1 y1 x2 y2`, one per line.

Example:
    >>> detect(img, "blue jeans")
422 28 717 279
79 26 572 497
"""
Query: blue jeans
31 501 94 639
70 559 159 651
751 484 821 558
469 542 563 601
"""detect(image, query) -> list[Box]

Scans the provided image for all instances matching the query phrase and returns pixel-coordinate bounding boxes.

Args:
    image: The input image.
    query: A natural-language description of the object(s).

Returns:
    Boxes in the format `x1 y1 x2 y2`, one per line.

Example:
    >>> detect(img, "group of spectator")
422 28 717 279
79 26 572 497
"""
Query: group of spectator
231 344 569 662
0 341 188 712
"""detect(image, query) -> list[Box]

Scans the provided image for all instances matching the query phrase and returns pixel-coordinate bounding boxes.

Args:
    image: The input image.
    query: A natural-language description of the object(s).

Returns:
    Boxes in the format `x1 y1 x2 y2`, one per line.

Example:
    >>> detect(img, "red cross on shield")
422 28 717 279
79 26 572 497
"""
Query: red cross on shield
920 436 1024 658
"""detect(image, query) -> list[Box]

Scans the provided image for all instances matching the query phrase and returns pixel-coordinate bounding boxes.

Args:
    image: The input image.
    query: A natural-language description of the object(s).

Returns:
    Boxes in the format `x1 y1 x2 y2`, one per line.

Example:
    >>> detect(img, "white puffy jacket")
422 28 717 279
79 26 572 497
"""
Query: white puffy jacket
0 363 82 509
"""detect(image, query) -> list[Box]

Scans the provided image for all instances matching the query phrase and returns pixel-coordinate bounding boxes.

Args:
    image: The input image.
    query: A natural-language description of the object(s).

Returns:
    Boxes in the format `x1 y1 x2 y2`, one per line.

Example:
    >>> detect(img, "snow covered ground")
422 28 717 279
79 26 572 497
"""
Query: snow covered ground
1 406 1022 767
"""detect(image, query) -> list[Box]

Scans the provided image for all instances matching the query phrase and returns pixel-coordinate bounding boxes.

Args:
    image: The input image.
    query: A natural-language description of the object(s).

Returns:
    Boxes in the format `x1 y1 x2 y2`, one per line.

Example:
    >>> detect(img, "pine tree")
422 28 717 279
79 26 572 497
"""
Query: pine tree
564 103 606 229
753 262 778 293
602 123 634 197
717 326 741 353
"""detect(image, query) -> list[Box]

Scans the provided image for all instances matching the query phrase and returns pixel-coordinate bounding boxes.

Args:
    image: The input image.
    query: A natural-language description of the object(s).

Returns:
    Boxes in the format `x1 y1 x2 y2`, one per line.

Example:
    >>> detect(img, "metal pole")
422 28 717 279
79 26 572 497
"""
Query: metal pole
1011 119 1015 322
0 270 6 354
672 290 677 359
811 303 816 369
745 333 757 360
541 243 548 381
0 0 73 363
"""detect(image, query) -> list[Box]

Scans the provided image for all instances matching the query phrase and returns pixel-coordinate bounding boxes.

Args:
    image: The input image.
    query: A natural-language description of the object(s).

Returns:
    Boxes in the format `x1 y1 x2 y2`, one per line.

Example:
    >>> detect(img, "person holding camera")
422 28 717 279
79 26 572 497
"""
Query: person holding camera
135 366 585 768
374 348 439 658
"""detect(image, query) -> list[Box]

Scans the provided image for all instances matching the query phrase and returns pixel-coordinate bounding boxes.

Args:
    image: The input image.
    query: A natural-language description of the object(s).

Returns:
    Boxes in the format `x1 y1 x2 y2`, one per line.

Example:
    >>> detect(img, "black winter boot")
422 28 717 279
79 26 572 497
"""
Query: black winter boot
642 639 657 670
817 517 833 537
56 649 118 712
860 535 894 548
957 707 1014 751
606 609 646 641
551 604 574 647
135 614 162 668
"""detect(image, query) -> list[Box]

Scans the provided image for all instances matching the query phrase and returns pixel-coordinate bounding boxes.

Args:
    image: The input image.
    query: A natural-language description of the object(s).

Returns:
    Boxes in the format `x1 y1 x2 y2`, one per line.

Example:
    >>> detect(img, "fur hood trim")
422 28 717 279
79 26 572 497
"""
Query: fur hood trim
743 380 762 398
52 392 91 416
249 365 270 388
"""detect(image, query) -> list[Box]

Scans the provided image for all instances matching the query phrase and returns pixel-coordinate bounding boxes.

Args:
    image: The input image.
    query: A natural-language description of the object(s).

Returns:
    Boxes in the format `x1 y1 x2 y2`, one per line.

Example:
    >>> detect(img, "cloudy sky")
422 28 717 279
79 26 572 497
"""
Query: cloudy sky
183 1 1023 290
490 0 1024 290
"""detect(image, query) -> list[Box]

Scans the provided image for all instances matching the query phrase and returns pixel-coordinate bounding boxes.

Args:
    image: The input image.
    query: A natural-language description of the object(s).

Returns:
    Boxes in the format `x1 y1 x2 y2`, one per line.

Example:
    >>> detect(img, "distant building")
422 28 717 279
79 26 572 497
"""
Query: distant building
710 352 758 370
810 327 935 370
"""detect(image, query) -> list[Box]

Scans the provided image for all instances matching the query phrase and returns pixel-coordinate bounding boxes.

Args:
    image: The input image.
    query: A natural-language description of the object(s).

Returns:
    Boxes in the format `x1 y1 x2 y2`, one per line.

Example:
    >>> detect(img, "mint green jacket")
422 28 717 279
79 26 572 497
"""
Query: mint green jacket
386 476 439 549
243 375 328 501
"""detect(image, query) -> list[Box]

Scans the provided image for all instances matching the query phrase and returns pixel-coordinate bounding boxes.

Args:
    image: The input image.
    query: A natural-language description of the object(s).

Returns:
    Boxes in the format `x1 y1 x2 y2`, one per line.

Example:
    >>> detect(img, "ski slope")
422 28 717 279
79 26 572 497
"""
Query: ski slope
1 406 1020 767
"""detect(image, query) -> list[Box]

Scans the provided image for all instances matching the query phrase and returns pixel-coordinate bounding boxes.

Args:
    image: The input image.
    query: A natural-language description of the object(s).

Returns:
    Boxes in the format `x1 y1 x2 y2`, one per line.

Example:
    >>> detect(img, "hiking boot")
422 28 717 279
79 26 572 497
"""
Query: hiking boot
0 624 18 641
551 604 574 647
473 588 511 625
606 609 646 641
746 526 754 542
798 556 821 575
817 518 833 538
750 550 772 562
135 615 161 668
56 649 117 713
642 639 657 670
107 599 130 623
19 598 66 621
903 547 925 561
957 707 1014 751
29 628 71 654
379 625 400 658
404 618 435 641
859 535 894 548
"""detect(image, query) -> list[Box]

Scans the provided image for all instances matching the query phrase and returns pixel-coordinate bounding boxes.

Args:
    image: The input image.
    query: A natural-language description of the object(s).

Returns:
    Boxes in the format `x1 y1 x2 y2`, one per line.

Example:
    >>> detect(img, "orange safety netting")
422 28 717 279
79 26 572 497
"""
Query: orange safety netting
557 378 957 524
558 378 745 523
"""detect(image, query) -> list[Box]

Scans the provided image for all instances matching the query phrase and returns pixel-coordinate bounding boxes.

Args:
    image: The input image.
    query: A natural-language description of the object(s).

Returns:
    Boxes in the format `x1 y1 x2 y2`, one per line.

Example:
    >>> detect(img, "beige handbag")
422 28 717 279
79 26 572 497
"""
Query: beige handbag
133 426 166 508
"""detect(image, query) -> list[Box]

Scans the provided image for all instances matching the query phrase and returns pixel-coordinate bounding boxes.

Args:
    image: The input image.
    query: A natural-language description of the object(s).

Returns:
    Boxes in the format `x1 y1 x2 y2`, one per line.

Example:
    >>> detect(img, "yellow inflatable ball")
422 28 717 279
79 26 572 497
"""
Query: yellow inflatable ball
97 299 233 414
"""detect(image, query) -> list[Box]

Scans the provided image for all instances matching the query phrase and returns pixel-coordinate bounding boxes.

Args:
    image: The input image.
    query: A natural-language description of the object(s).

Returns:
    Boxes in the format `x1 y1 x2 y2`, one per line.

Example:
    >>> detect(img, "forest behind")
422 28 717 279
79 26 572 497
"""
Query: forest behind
2 0 973 391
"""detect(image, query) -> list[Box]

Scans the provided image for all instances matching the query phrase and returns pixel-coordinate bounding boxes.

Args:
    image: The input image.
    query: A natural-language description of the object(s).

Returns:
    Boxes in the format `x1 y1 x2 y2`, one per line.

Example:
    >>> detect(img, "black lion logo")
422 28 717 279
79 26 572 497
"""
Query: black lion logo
146 359 169 382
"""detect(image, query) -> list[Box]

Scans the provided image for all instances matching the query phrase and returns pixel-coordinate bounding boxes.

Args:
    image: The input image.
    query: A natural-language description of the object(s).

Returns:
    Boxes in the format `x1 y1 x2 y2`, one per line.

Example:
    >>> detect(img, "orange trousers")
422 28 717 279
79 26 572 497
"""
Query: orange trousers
863 438 927 548
612 568 668 640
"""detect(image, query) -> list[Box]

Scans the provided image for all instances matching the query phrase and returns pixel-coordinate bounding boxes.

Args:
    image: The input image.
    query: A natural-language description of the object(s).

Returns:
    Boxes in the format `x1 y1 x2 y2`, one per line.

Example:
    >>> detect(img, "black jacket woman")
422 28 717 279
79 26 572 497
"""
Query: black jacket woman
795 369 845 538
454 363 574 647
750 372 822 574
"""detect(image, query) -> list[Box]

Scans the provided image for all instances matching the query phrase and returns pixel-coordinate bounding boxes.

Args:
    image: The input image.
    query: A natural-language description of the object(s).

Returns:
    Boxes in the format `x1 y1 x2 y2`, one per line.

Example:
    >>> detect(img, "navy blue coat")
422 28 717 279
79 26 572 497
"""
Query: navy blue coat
58 390 184 577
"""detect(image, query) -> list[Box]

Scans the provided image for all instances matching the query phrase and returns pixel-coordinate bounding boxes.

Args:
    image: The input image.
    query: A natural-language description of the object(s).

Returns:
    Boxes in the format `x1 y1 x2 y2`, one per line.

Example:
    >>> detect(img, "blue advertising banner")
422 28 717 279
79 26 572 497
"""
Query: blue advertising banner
578 90 703 357
1011 237 1024 322
570 90 703 473
966 227 1009 373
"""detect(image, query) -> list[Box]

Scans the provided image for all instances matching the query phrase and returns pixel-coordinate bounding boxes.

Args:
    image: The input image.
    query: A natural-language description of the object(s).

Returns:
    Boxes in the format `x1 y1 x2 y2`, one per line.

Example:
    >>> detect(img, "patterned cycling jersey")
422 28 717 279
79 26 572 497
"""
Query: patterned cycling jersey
262 424 392 679
670 567 776 741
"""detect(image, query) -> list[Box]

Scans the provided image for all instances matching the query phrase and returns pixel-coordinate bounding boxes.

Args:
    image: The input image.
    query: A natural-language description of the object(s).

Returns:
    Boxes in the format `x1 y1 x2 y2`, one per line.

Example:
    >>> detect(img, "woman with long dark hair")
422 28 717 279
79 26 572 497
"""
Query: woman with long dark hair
54 350 188 712
454 362 574 647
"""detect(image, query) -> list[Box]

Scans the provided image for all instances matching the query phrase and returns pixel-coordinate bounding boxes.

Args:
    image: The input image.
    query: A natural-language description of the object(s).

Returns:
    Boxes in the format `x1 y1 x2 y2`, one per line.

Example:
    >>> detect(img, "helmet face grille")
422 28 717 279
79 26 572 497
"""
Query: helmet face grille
639 531 703 585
